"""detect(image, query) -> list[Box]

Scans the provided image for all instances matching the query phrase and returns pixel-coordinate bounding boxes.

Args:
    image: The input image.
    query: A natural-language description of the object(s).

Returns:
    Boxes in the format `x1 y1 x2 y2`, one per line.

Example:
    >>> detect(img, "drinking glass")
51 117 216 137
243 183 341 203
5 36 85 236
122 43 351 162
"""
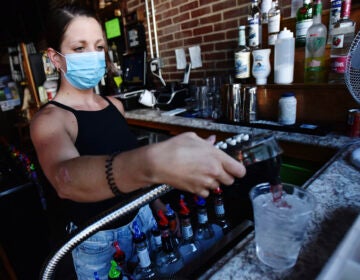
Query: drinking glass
249 182 316 270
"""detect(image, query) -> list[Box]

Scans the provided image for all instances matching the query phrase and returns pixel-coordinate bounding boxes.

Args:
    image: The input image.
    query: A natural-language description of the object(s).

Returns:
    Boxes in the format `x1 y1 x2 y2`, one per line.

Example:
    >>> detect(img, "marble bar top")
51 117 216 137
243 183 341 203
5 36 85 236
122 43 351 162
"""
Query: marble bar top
199 142 360 280
125 109 360 280
125 109 356 149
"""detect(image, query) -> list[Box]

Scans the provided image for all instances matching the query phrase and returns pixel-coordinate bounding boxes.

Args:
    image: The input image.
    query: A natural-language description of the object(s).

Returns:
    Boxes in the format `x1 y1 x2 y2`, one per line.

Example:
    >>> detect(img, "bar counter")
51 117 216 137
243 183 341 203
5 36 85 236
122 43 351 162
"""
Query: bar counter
125 109 360 279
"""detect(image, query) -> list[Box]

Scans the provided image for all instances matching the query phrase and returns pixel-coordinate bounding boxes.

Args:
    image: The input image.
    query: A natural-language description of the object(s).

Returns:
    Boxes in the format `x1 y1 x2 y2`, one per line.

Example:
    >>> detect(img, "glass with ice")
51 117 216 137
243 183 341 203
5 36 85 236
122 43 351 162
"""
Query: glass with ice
249 182 316 270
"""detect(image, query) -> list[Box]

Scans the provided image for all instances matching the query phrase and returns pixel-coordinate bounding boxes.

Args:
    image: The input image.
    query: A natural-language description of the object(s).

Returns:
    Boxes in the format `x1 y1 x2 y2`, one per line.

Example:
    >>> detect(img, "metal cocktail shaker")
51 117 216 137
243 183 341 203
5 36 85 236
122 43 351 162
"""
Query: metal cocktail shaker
221 84 257 123
221 83 243 122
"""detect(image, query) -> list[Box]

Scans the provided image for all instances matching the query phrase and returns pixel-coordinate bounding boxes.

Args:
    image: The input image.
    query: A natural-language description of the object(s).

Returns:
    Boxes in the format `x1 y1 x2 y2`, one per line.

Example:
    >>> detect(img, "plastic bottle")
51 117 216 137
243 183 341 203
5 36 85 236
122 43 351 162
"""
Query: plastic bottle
304 0 327 83
274 27 295 84
278 92 297 125
252 48 271 85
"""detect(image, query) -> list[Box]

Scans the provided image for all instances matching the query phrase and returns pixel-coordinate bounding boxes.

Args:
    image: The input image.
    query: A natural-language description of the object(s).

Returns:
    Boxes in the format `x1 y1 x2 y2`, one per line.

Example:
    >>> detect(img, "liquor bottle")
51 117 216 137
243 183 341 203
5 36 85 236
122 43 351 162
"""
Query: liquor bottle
149 217 162 261
194 196 223 251
247 0 262 50
165 203 179 247
132 221 158 280
234 25 251 84
328 0 356 84
212 187 231 234
177 194 201 265
155 210 184 277
112 241 126 271
267 0 281 46
304 0 327 83
295 0 313 47
261 0 272 24
327 0 342 45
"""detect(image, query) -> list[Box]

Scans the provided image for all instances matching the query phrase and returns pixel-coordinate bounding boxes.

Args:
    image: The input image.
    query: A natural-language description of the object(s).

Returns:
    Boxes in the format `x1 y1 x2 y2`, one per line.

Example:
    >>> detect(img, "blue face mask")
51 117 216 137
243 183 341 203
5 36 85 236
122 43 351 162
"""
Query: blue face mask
59 51 106 90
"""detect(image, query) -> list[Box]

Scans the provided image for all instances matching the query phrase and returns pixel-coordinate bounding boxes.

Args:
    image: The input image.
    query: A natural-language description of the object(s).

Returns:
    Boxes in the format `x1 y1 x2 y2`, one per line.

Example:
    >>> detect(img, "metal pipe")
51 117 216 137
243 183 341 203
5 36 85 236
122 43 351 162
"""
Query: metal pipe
150 0 160 58
144 0 154 59
40 184 173 280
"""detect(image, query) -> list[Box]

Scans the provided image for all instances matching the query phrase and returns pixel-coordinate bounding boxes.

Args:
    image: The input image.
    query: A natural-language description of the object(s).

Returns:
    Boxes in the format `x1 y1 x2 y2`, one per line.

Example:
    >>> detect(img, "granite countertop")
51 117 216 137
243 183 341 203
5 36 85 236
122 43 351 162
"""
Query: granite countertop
125 109 354 149
125 109 360 279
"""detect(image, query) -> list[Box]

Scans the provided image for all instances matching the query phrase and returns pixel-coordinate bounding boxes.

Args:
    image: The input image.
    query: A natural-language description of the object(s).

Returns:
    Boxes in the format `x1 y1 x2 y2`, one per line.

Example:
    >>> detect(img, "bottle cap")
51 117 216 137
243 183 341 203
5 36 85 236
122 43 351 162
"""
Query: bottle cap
132 221 143 239
165 203 175 216
213 187 223 195
281 92 295 97
278 27 294 39
196 196 206 206
157 209 169 227
179 195 190 216
108 260 121 279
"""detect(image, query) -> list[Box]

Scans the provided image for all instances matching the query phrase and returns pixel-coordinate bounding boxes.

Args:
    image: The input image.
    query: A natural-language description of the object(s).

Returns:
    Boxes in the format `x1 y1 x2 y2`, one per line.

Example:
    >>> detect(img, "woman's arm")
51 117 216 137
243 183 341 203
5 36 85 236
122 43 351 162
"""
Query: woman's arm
30 108 245 203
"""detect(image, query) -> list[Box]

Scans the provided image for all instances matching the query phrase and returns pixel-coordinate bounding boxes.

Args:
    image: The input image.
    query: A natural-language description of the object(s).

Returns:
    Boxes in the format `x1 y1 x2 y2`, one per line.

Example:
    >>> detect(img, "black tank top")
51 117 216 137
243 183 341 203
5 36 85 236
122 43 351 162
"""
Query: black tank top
45 96 139 228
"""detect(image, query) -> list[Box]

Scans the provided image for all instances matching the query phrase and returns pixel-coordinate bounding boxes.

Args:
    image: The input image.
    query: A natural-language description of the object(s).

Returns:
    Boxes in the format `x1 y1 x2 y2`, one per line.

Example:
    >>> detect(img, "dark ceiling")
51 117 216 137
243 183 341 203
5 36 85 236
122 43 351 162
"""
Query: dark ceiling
0 0 49 47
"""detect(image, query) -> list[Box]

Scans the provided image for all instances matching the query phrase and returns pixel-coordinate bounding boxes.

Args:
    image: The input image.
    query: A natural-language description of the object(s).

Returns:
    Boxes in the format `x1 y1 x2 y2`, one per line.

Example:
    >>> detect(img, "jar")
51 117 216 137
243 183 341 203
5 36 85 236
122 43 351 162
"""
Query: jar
278 92 297 125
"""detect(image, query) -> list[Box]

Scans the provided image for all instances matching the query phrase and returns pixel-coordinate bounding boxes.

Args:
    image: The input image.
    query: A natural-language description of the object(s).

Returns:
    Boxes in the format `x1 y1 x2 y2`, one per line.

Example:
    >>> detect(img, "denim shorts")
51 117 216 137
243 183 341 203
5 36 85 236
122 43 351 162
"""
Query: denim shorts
72 204 155 280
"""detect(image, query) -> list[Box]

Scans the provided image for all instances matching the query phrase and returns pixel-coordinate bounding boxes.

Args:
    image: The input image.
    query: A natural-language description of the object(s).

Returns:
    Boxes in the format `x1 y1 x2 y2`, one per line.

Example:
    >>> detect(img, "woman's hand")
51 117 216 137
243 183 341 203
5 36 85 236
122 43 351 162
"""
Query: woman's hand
146 132 246 197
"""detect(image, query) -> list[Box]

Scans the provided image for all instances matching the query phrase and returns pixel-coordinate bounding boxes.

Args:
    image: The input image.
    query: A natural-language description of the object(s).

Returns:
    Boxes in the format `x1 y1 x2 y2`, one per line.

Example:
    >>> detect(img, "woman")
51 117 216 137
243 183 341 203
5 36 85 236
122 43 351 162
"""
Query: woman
30 4 246 279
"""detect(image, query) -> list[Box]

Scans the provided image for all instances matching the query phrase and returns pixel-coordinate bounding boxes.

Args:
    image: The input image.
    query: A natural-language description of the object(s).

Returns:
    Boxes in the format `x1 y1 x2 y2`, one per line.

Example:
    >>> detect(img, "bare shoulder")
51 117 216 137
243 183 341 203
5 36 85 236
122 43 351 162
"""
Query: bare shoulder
30 104 74 145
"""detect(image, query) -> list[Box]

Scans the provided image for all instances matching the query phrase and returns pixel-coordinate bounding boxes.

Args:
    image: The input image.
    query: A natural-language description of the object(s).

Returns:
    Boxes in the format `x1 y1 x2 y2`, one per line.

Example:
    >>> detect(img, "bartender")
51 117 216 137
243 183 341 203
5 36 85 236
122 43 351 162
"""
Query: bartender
30 3 246 279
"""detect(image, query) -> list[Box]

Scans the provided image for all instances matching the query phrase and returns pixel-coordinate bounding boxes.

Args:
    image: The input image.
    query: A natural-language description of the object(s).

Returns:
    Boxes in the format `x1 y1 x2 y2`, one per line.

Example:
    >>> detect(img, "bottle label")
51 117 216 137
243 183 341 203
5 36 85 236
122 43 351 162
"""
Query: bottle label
329 0 342 27
234 52 250 78
253 53 268 74
215 204 225 216
268 14 280 33
296 19 313 39
137 247 151 268
305 57 325 72
153 235 162 247
332 34 344 48
279 96 297 125
198 212 208 224
330 56 347 73
182 224 193 239
248 19 260 47
268 33 278 46
306 37 326 53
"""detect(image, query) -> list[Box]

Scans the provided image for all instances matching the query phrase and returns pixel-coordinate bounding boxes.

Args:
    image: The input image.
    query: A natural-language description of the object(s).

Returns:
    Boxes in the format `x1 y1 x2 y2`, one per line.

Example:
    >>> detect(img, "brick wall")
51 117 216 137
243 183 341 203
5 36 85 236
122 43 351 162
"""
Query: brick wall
125 0 331 85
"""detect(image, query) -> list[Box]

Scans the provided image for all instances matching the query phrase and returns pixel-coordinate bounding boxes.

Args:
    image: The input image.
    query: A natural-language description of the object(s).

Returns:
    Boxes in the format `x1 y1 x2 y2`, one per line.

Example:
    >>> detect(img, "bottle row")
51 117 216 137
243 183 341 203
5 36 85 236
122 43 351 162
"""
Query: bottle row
105 190 230 279
235 0 356 85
